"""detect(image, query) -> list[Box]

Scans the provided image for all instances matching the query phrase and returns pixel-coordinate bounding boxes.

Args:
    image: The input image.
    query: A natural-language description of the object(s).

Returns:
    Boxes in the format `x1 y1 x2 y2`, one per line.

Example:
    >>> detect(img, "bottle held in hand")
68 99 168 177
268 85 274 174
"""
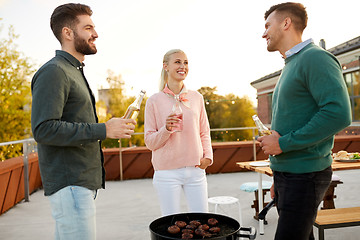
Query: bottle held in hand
252 115 271 136
171 95 183 132
124 90 146 121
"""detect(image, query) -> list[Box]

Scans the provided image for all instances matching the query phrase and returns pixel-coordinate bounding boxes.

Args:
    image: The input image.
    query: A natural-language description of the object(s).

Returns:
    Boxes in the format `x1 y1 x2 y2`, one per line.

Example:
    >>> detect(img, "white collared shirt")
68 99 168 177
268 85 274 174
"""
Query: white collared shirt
285 38 314 58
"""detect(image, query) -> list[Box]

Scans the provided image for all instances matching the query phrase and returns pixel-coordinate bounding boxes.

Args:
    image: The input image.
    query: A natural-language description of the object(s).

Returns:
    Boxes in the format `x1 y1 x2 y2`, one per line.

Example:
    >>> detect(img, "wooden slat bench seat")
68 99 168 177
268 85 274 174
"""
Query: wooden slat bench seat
314 207 360 240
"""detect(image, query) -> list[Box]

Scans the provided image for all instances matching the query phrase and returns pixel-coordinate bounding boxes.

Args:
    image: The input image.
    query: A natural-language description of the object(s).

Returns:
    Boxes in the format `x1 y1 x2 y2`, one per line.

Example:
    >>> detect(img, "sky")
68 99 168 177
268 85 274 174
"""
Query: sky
1 0 359 105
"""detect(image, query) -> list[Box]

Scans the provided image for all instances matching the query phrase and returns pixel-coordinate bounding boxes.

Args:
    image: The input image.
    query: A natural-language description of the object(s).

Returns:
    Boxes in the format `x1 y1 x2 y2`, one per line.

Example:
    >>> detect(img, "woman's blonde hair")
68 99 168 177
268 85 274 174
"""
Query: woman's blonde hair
159 49 185 91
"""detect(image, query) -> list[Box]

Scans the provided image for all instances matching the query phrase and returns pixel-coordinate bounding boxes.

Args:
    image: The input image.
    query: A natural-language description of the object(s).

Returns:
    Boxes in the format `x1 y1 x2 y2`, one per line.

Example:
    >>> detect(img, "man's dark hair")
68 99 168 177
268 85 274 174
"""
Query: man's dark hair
50 3 93 43
264 2 307 33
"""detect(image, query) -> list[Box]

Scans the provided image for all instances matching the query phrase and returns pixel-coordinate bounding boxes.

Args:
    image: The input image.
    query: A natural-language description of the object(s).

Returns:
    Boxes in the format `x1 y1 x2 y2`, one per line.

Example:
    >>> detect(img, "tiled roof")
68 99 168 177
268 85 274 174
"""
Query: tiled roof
250 69 282 86
328 36 360 56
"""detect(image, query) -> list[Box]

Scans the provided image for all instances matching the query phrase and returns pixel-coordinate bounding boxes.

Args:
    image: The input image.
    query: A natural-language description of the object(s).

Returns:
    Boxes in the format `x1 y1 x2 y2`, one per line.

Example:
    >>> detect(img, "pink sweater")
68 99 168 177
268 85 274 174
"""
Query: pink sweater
144 89 213 170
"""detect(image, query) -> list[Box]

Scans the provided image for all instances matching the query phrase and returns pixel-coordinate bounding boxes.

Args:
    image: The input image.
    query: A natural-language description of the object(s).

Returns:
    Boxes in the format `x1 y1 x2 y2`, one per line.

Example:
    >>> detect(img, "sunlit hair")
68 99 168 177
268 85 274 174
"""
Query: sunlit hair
50 3 93 43
264 2 307 33
159 49 185 91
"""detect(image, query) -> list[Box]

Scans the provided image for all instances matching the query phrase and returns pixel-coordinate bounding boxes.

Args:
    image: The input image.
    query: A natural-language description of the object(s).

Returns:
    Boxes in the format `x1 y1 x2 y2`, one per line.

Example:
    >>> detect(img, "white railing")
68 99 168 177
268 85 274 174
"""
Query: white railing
120 127 259 180
0 138 37 202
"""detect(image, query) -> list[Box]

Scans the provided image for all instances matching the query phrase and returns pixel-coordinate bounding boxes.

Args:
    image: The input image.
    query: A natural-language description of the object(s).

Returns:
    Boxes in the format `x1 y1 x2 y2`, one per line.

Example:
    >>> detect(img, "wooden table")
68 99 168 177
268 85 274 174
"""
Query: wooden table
238 160 360 176
237 160 360 235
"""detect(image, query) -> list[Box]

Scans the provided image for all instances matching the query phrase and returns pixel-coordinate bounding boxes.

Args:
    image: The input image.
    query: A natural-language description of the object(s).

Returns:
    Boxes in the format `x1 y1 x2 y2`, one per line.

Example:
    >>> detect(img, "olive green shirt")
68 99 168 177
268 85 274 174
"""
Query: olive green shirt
31 50 106 196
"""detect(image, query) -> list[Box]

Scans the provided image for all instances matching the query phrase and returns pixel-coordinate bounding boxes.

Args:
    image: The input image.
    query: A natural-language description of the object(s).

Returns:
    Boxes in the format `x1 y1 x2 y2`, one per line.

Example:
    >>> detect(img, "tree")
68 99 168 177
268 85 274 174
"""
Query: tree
198 86 227 141
99 70 146 148
0 24 35 161
198 87 256 142
105 70 127 117
221 94 256 141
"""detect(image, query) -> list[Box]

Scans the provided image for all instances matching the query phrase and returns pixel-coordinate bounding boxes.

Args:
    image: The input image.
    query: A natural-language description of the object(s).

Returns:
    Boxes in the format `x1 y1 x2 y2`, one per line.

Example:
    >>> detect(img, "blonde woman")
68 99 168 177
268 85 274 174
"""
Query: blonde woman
144 49 213 216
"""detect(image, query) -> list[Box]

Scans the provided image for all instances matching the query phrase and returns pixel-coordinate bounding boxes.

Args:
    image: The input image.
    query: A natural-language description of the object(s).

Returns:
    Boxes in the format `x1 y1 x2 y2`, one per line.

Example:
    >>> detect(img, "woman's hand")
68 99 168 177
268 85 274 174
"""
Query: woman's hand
165 113 181 131
196 158 212 170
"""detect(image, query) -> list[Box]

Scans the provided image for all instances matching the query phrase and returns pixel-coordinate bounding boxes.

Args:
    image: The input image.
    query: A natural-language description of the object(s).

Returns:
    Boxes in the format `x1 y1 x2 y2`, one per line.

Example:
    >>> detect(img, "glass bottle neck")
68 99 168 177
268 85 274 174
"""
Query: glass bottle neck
133 93 145 107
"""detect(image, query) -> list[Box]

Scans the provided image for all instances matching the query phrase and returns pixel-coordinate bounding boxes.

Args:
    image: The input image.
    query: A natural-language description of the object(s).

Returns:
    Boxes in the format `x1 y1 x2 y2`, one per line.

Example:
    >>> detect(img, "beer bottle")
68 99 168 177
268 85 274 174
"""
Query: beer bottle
124 90 146 120
252 115 271 136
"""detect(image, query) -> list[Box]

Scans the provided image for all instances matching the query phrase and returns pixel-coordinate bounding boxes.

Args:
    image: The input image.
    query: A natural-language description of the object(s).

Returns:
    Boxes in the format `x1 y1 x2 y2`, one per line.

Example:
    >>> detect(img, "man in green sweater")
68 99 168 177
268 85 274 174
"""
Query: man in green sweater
31 3 135 240
258 2 351 240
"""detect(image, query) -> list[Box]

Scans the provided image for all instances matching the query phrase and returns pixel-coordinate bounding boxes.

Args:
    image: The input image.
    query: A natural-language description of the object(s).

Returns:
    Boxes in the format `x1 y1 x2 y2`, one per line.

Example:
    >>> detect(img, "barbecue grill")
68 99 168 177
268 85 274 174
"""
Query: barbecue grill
149 212 256 240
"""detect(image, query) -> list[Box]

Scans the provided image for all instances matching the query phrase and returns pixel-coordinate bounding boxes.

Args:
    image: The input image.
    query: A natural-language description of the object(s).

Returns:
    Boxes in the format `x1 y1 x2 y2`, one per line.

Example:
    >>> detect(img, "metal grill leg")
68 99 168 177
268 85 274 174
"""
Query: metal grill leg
319 227 324 240
237 201 243 226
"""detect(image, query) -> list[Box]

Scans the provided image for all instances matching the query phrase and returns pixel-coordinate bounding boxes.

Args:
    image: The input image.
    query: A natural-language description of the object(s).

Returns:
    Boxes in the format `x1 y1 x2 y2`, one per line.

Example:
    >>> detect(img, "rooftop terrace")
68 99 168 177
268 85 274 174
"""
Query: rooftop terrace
1 169 360 239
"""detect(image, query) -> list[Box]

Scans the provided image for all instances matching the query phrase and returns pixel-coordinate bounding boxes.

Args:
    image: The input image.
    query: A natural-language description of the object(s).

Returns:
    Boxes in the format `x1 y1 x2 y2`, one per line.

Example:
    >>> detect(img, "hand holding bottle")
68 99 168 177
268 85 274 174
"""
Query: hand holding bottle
252 114 279 155
105 118 135 139
257 130 282 156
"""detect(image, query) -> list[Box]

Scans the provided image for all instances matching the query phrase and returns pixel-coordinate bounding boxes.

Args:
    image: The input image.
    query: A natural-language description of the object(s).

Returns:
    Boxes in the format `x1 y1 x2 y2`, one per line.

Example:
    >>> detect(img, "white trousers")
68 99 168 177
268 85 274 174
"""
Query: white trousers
153 167 209 216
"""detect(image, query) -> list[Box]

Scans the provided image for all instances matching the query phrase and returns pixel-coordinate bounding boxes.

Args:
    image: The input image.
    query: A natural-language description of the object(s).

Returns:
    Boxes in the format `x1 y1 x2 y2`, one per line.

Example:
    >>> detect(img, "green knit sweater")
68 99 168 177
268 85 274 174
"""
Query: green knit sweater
270 43 351 173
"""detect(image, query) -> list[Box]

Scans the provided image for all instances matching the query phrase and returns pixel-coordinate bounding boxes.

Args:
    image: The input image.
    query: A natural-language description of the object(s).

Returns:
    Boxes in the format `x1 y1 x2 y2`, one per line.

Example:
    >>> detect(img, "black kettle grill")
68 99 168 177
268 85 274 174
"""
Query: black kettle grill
149 212 256 240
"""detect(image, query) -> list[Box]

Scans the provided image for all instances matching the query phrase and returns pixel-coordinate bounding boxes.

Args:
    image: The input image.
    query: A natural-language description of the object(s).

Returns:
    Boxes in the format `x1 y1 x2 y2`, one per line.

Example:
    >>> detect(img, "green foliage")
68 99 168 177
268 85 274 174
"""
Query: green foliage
198 87 256 142
100 84 256 149
0 24 35 161
99 70 147 148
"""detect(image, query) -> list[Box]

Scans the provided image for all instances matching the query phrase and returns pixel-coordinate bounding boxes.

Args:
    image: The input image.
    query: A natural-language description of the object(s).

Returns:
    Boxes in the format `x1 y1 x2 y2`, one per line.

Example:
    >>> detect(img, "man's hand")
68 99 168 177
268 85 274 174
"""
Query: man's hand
257 130 283 156
105 118 136 139
196 158 212 170
270 183 275 199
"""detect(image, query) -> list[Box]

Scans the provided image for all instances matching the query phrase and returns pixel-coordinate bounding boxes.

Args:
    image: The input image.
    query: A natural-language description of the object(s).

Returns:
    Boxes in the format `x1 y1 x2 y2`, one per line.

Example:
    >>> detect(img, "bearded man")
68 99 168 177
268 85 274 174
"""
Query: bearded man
31 3 135 240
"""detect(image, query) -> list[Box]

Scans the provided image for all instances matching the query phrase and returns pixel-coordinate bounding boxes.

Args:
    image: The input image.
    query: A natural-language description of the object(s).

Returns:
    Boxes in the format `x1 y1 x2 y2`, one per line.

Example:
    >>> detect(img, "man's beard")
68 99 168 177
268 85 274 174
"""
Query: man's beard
266 30 282 53
74 31 97 55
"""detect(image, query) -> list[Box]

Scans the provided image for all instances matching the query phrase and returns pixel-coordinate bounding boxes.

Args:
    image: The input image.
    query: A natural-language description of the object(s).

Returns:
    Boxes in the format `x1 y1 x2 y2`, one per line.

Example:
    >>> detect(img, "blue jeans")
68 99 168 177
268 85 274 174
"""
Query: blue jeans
48 186 97 240
273 166 332 240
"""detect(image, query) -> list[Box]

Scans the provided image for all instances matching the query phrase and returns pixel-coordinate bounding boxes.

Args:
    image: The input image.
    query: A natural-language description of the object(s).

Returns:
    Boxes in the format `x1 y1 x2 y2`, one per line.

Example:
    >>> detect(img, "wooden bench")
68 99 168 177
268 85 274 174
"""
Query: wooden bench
321 178 343 209
314 207 360 240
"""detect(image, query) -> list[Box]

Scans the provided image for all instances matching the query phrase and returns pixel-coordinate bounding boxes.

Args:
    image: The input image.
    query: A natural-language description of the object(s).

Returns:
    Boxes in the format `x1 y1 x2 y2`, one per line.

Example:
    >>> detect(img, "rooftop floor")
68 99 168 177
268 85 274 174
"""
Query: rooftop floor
0 170 359 240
